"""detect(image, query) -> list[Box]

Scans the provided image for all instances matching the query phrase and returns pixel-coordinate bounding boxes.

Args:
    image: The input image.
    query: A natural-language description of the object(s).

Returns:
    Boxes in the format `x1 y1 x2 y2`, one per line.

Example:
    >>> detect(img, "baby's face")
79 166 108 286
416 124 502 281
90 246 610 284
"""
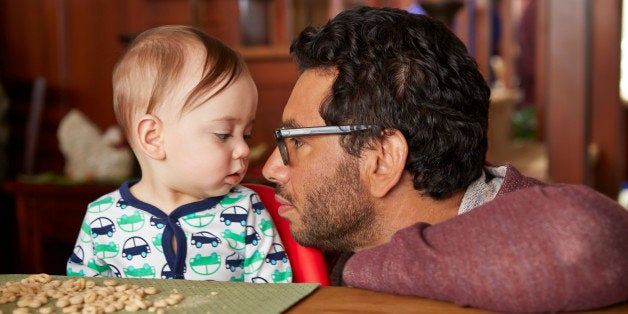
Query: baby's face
158 70 258 200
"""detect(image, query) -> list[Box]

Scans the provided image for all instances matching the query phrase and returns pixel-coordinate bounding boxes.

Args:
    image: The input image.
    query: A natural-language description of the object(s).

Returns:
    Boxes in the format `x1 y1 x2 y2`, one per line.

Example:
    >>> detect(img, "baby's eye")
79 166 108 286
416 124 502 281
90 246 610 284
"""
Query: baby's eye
215 133 231 141
244 134 252 140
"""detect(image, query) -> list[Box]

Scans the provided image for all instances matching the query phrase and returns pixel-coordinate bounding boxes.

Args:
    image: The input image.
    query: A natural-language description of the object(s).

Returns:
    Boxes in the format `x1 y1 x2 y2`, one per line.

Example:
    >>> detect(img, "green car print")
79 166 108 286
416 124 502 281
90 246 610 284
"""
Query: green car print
87 259 110 273
124 263 156 278
88 196 114 213
230 274 245 282
151 233 164 253
66 268 85 277
259 219 275 237
272 267 292 283
189 253 221 275
222 229 246 250
94 241 119 259
181 212 215 228
243 250 264 274
117 211 145 232
219 195 244 206
79 221 92 243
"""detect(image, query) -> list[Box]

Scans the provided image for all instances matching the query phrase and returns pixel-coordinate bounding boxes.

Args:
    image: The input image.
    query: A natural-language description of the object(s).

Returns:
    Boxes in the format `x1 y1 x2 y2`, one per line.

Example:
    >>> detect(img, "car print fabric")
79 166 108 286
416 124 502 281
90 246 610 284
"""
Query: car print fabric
67 182 292 283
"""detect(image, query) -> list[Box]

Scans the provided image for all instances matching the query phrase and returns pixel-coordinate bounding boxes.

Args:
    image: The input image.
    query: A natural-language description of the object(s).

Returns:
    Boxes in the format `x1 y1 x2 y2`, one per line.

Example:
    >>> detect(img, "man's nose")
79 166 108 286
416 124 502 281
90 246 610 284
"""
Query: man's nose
263 148 287 184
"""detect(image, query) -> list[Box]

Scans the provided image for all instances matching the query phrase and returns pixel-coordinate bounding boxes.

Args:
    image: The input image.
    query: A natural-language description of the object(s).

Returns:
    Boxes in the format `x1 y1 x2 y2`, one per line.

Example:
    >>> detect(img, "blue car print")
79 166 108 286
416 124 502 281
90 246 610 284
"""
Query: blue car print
161 264 176 279
90 217 116 238
250 193 264 214
122 236 151 260
116 199 128 209
69 246 85 264
226 252 244 272
265 243 288 265
220 206 248 226
191 231 221 248
150 216 165 229
245 226 261 246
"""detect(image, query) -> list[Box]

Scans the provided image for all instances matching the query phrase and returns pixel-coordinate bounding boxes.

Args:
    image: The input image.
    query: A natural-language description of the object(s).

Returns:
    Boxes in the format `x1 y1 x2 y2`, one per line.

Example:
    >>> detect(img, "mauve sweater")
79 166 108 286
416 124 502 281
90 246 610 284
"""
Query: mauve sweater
342 165 628 312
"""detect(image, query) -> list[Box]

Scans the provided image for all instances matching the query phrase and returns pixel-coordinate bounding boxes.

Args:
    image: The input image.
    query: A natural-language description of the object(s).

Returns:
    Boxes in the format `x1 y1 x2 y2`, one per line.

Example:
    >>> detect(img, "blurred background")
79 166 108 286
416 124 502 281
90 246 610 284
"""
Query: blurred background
0 0 625 275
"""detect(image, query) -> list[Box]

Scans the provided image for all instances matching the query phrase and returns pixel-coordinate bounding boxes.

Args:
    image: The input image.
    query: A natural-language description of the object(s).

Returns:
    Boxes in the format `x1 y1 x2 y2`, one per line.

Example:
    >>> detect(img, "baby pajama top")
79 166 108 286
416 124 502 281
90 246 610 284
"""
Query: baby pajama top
66 182 292 283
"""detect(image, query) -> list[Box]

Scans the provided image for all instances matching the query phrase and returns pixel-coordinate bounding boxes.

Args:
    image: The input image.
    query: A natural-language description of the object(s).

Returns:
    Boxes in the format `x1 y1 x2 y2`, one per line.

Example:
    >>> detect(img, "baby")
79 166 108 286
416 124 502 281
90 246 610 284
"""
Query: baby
66 25 291 282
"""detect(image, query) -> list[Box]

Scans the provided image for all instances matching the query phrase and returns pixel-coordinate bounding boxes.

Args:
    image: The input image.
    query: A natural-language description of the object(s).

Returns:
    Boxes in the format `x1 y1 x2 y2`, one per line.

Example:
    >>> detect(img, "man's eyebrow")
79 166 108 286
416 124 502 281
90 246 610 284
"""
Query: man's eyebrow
280 119 301 129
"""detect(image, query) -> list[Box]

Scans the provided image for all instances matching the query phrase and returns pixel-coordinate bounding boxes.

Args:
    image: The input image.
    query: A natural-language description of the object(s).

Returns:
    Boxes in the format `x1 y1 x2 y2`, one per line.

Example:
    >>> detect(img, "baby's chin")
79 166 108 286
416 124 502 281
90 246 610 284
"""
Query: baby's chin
196 186 234 200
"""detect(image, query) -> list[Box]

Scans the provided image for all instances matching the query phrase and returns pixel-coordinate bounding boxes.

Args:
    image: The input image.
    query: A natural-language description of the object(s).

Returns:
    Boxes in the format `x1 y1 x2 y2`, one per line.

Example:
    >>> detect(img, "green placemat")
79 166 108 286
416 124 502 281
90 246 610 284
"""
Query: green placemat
0 275 319 313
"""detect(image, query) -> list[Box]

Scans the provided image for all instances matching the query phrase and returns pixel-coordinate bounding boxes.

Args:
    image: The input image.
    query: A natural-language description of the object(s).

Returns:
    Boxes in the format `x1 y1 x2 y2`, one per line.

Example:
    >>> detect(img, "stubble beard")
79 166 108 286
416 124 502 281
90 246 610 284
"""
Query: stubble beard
280 156 376 252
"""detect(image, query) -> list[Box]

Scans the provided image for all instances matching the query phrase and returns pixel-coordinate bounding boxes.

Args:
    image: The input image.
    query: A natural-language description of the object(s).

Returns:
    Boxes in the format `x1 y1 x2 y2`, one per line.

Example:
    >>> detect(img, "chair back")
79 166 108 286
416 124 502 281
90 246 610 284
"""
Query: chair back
243 183 330 285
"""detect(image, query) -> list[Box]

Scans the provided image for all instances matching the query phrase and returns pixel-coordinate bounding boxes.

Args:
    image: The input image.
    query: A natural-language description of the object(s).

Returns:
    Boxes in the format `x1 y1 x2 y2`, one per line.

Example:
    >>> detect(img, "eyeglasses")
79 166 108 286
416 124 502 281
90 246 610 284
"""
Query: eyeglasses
274 125 374 165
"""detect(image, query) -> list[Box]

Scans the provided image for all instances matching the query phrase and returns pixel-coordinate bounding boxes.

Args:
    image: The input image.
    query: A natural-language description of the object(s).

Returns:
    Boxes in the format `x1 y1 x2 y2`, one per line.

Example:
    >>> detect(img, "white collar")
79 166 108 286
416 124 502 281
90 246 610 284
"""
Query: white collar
458 165 507 215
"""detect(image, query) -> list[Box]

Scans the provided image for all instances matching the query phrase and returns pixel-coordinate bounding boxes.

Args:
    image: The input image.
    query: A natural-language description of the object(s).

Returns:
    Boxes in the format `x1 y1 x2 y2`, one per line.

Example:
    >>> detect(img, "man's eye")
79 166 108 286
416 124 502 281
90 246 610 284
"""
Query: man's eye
289 138 303 148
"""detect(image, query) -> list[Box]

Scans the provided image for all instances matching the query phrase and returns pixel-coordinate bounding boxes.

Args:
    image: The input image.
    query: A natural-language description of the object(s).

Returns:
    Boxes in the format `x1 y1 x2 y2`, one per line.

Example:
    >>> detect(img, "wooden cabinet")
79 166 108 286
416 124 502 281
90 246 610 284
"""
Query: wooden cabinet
3 181 118 274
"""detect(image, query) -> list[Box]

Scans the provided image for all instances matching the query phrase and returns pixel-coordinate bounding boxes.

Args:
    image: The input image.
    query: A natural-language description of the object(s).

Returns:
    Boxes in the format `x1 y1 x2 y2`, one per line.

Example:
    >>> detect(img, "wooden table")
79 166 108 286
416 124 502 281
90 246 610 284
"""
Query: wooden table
287 286 628 313
0 273 625 313
2 181 117 274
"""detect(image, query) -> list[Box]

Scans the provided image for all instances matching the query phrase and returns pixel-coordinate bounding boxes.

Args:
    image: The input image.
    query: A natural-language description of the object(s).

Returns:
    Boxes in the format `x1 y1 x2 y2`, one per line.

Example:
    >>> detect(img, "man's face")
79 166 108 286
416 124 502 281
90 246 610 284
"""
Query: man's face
262 69 375 251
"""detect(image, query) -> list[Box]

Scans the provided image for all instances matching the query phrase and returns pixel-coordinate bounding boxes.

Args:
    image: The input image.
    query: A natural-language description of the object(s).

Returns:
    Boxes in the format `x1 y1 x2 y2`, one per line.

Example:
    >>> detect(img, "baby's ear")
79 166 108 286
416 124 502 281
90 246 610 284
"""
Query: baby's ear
136 114 165 160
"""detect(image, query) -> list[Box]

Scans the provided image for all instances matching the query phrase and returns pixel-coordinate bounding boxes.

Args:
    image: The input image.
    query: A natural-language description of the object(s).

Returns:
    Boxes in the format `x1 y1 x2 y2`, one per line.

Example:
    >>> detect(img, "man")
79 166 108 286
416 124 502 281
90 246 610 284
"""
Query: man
262 6 628 313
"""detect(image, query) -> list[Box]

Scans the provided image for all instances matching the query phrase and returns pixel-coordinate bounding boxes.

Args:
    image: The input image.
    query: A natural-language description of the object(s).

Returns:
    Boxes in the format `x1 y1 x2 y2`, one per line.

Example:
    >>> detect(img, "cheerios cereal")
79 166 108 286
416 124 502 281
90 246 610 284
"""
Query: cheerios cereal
0 274 184 313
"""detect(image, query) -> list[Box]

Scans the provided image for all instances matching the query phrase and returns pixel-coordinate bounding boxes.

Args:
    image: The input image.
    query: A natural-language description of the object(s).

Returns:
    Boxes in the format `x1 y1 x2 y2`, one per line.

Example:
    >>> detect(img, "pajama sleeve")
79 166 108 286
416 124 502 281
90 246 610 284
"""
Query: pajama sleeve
66 198 116 277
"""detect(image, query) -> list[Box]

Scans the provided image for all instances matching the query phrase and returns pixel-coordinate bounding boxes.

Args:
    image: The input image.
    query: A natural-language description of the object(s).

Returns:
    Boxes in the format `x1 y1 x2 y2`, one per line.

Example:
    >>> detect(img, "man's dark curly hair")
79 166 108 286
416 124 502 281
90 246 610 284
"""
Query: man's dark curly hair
290 6 491 200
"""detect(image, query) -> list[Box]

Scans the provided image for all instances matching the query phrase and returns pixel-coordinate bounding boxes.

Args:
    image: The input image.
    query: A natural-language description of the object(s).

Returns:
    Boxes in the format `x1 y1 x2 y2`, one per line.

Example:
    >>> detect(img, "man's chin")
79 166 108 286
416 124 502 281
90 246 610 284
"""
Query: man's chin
288 225 310 244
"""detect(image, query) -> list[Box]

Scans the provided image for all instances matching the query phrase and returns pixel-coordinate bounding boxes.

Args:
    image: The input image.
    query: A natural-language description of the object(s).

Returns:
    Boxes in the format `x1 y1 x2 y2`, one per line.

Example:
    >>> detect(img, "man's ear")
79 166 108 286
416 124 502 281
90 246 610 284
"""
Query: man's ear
136 114 166 160
362 129 408 198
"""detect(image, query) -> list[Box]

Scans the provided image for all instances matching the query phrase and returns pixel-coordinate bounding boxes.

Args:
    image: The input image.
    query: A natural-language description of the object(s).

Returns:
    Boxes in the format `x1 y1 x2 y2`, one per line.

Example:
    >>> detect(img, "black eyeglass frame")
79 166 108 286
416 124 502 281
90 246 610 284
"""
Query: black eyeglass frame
274 125 374 165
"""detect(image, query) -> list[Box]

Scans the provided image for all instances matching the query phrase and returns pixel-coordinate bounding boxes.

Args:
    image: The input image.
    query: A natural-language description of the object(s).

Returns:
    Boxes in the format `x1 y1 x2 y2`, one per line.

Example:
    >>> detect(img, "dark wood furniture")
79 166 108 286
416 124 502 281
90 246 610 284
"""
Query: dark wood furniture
2 181 117 275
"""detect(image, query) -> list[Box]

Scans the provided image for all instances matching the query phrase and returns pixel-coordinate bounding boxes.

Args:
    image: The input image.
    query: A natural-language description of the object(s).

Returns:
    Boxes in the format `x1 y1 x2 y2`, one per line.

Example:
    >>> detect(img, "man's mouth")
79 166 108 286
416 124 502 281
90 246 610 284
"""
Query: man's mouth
273 193 296 216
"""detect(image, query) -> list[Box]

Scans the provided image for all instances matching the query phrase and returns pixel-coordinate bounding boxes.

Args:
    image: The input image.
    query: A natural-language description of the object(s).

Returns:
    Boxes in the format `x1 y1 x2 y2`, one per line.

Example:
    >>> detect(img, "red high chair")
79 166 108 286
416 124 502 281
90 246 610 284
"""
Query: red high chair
244 183 330 285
